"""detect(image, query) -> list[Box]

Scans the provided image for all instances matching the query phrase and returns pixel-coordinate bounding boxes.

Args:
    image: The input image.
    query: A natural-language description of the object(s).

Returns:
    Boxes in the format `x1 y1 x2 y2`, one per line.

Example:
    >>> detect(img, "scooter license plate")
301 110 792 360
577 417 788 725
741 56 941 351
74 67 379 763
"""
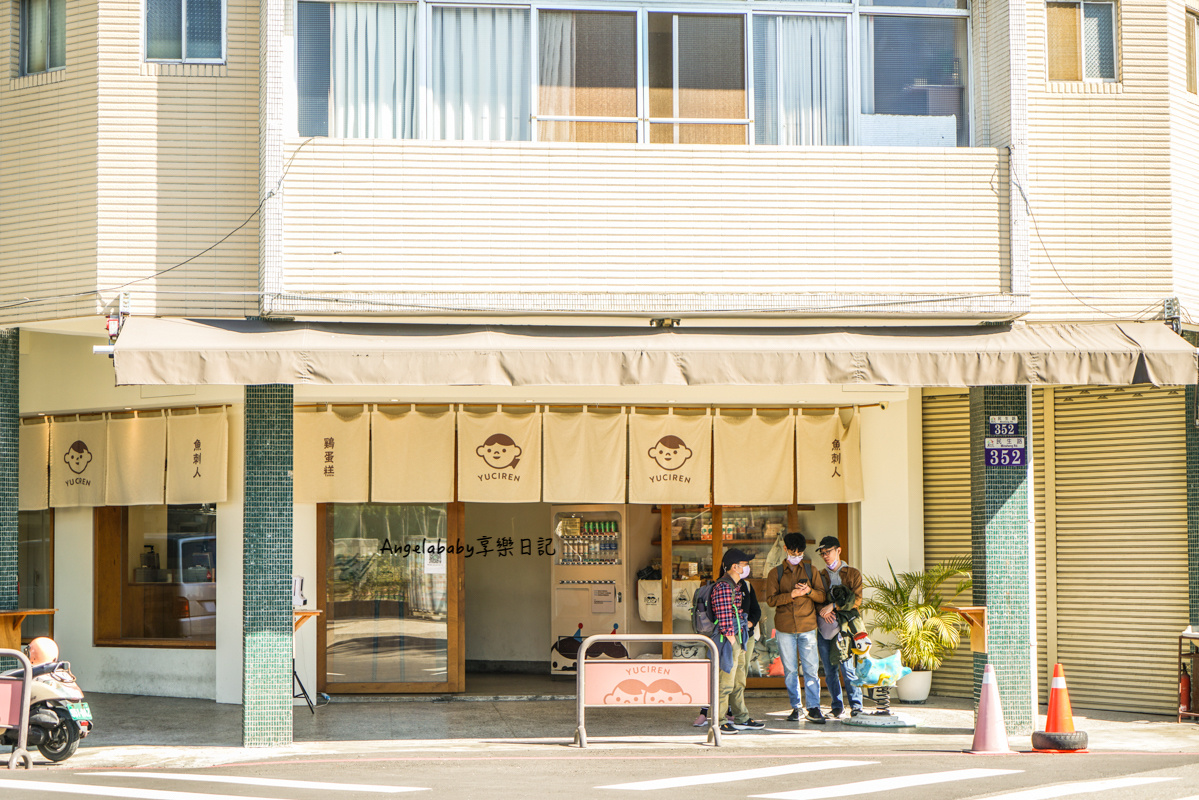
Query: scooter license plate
66 703 92 721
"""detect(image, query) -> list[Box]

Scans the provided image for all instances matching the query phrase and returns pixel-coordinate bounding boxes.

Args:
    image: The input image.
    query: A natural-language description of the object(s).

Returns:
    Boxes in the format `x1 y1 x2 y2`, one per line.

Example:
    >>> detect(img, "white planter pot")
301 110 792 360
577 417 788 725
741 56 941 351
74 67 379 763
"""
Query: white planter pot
895 669 933 703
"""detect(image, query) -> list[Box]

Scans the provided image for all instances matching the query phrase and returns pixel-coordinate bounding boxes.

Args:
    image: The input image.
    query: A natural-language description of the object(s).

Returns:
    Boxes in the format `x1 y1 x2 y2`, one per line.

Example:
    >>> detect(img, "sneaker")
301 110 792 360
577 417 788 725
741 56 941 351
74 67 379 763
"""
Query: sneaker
732 718 765 730
850 707 863 717
805 707 827 724
786 708 801 722
829 706 843 719
719 722 739 735
692 713 708 728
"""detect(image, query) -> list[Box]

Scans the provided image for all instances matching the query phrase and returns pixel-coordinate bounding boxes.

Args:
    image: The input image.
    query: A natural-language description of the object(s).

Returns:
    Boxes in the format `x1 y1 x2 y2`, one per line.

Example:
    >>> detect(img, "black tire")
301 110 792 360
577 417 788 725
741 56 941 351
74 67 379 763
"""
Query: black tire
1031 729 1088 751
37 712 80 763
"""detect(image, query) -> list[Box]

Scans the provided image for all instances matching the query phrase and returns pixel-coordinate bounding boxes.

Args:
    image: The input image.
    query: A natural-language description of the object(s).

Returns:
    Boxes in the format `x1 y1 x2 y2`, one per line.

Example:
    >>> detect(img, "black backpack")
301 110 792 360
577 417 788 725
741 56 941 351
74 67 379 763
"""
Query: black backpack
691 581 719 638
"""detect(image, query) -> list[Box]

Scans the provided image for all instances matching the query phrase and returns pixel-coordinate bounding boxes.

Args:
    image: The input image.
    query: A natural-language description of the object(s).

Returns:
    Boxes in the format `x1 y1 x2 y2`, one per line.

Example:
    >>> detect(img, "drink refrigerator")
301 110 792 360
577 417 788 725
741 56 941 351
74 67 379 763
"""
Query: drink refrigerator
548 504 629 676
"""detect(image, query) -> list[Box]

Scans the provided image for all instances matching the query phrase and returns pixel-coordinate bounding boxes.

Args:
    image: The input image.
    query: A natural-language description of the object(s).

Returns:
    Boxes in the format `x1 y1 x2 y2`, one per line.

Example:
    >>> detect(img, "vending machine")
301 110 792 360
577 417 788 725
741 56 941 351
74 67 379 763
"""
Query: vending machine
548 504 629 676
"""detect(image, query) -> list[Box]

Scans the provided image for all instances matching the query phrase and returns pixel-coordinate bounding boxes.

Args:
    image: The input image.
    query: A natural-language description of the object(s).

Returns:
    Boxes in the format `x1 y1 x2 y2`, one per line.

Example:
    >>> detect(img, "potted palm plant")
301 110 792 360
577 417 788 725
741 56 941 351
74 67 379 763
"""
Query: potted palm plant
860 557 972 703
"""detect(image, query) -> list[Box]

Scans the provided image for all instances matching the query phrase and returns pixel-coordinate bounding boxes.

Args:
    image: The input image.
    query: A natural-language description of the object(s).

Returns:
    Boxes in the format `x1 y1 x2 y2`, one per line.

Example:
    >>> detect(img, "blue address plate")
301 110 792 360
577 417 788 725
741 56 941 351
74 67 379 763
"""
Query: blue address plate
985 448 1025 466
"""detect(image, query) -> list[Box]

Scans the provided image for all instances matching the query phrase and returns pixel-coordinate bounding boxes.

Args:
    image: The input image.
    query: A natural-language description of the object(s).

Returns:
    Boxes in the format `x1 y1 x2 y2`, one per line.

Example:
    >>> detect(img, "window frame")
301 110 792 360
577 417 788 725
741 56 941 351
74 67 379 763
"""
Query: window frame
1046 0 1118 83
293 0 972 146
1187 8 1198 95
19 0 66 76
93 504 218 649
143 0 228 65
17 509 54 642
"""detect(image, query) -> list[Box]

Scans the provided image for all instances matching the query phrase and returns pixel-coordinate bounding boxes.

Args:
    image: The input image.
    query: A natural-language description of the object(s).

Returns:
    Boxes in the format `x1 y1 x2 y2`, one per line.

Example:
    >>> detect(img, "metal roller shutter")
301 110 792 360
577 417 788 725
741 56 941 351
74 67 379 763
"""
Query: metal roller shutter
921 391 973 697
1050 386 1187 714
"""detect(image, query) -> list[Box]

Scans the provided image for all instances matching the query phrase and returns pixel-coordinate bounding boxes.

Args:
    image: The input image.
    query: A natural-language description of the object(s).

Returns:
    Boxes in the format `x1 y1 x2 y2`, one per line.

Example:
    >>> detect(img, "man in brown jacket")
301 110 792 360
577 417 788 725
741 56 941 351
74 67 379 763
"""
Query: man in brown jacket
814 536 864 717
765 532 827 723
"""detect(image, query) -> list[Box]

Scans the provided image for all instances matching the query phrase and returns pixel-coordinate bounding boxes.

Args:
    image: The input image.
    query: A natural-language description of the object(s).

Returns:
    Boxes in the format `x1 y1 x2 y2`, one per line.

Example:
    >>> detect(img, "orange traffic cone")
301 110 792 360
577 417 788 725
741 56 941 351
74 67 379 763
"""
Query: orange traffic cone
1032 664 1089 753
966 663 1011 754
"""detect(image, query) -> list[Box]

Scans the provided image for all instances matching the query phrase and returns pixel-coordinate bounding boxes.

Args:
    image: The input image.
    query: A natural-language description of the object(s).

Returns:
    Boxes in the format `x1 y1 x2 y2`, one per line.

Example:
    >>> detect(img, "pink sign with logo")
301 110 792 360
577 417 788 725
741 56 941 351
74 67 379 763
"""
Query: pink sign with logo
582 660 711 707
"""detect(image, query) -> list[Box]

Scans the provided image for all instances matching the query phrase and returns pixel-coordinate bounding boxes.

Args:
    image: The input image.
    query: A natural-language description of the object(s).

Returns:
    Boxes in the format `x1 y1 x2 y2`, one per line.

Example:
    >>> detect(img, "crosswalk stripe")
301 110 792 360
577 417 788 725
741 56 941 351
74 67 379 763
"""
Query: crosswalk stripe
966 776 1176 799
0 779 289 800
87 772 428 794
599 760 875 791
750 767 1022 799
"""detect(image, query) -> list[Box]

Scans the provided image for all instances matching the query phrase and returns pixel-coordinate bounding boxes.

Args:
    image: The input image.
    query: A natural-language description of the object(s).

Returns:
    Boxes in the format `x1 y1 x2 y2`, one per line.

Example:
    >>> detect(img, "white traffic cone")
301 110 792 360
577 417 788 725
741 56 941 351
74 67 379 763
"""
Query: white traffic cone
966 663 1012 754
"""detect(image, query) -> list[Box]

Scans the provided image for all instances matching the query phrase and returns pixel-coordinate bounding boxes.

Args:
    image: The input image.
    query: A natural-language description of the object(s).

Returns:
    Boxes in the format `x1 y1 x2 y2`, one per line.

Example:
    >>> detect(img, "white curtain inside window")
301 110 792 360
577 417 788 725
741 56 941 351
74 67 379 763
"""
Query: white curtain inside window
539 11 574 116
25 0 47 73
431 6 531 141
756 15 848 145
332 2 418 139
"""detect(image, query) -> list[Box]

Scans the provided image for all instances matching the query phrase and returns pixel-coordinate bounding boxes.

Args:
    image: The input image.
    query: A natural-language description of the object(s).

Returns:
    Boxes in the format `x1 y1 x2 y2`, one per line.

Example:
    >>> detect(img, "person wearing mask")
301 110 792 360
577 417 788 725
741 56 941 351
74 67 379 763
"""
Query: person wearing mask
708 548 766 734
765 532 827 723
694 551 763 728
814 536 864 718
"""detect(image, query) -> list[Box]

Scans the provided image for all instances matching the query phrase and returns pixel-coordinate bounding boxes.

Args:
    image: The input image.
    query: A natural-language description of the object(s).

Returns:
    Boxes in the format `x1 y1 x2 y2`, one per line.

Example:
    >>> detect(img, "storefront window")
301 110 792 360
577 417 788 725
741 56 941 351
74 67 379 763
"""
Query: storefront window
94 504 217 646
18 510 53 639
324 504 449 687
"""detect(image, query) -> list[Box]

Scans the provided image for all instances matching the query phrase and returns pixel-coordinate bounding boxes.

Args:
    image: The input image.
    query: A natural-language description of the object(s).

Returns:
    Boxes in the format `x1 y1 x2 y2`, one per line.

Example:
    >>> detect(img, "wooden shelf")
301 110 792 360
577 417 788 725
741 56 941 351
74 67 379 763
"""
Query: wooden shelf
652 538 811 546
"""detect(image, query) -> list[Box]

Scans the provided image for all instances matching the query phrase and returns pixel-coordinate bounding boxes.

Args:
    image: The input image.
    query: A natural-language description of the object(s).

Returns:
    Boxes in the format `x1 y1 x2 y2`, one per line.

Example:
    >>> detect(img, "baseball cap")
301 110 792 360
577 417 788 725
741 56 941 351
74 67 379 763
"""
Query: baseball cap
722 548 752 569
816 536 841 552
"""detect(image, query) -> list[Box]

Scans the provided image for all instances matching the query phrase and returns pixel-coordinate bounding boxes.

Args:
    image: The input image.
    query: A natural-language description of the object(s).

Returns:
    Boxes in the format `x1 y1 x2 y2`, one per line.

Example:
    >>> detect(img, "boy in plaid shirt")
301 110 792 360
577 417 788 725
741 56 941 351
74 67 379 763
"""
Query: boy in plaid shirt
709 549 765 733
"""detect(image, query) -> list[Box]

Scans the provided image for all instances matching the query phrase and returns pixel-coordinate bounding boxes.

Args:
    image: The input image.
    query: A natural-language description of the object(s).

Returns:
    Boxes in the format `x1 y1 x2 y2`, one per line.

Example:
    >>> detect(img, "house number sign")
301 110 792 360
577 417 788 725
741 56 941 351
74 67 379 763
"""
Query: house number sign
985 416 1025 466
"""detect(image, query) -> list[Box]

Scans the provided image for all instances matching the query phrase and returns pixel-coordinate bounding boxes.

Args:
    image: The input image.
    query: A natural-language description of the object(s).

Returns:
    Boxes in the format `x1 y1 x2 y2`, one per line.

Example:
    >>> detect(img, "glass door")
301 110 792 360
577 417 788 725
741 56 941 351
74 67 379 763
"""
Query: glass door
318 503 464 693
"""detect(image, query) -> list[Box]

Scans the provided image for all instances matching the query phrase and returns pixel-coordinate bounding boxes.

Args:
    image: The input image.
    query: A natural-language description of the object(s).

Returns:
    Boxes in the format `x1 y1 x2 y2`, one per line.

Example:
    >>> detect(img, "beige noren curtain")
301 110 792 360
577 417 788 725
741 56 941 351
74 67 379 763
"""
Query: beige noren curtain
166 408 229 505
628 410 712 505
796 408 864 504
542 408 627 503
294 406 370 504
370 406 455 503
49 419 107 508
19 420 49 511
106 413 167 506
457 408 543 503
714 409 795 506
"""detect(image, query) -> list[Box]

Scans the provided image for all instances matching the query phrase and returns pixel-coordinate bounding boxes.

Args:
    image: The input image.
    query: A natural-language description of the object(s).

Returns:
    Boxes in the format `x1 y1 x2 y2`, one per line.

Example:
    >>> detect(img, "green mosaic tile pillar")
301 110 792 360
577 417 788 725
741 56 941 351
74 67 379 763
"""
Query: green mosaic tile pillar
0 328 18 617
970 385 1036 735
1183 331 1199 627
242 384 294 747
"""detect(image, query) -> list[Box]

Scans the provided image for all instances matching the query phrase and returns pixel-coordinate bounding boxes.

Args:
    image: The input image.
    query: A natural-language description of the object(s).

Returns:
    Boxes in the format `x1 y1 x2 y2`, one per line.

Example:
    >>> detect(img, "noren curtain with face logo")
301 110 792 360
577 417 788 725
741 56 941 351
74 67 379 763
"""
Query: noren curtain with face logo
542 409 627 503
457 408 542 503
49 419 107 508
628 410 712 505
370 406 455 503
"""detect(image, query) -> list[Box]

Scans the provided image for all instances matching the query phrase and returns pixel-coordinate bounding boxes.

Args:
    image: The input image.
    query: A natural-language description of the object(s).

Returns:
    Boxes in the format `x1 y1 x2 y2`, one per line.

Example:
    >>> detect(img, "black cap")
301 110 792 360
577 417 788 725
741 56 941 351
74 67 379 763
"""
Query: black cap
816 536 841 552
722 548 752 569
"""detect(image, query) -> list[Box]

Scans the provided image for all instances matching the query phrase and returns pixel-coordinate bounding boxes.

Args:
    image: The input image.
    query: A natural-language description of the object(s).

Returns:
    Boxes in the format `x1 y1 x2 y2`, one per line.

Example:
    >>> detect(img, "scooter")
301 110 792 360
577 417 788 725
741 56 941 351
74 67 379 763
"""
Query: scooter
1 657 92 763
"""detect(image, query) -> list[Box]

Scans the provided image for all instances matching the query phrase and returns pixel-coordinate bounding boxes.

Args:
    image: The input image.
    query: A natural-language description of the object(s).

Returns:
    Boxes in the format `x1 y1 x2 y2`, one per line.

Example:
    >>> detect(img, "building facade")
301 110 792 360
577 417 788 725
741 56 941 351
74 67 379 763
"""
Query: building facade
2 0 1198 746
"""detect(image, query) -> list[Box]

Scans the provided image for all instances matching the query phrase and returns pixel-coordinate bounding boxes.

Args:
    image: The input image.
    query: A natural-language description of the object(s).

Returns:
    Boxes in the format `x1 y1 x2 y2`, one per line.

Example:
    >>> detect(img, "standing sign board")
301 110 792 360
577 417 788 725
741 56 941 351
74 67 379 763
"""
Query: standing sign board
984 415 1025 466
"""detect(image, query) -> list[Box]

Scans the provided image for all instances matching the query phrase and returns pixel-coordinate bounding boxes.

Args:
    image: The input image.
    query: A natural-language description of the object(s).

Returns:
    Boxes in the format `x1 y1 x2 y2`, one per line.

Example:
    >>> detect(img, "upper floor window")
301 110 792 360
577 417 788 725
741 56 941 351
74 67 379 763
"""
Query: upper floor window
1046 1 1116 81
21 0 65 75
297 1 971 147
146 0 225 62
1187 10 1198 94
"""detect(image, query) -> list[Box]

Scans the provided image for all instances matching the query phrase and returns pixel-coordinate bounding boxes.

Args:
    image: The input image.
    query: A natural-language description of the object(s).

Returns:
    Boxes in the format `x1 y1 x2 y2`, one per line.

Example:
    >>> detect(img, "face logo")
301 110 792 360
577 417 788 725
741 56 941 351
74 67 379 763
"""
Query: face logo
64 440 93 474
603 679 648 704
648 435 692 471
477 433 522 470
643 679 692 705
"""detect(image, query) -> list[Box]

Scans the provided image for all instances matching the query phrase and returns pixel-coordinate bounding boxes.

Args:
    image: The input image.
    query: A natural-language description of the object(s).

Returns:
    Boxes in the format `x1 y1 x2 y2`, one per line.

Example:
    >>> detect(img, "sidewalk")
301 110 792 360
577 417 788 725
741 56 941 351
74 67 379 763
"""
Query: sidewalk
49 685 1199 771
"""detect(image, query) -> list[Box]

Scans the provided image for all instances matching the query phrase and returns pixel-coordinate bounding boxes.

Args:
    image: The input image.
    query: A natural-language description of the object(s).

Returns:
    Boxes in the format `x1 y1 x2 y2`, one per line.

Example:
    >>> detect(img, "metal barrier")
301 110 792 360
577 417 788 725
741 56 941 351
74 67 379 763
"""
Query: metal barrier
573 633 721 748
0 648 33 769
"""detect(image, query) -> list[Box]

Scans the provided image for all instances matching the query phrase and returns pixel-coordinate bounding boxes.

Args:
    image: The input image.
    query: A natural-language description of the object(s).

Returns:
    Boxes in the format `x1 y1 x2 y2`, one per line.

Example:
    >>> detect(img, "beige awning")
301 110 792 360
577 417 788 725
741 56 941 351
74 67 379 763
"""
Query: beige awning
111 318 1198 387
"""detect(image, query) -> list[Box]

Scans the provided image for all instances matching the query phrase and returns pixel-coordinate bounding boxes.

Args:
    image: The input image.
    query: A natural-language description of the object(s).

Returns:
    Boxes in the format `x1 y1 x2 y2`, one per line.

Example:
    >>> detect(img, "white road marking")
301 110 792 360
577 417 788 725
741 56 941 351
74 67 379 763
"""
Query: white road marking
970 776 1176 800
599 760 874 790
0 779 289 800
87 771 429 793
751 768 1022 799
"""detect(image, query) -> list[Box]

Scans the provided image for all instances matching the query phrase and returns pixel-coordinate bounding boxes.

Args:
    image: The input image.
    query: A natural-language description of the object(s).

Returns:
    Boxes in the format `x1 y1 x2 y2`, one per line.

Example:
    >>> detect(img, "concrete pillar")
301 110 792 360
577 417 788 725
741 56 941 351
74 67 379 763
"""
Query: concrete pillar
970 385 1037 735
242 384 293 747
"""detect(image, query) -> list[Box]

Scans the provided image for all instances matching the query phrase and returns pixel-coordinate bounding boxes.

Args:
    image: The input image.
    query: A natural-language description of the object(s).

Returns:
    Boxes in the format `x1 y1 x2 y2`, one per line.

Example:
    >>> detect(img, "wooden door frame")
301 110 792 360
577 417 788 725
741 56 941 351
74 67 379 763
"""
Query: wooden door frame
316 502 466 694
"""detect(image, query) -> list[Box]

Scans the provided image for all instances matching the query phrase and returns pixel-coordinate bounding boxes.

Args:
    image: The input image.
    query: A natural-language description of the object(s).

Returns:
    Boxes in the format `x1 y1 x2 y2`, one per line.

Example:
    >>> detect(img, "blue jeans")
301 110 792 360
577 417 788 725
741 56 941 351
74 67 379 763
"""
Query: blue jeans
817 633 863 710
775 629 821 710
